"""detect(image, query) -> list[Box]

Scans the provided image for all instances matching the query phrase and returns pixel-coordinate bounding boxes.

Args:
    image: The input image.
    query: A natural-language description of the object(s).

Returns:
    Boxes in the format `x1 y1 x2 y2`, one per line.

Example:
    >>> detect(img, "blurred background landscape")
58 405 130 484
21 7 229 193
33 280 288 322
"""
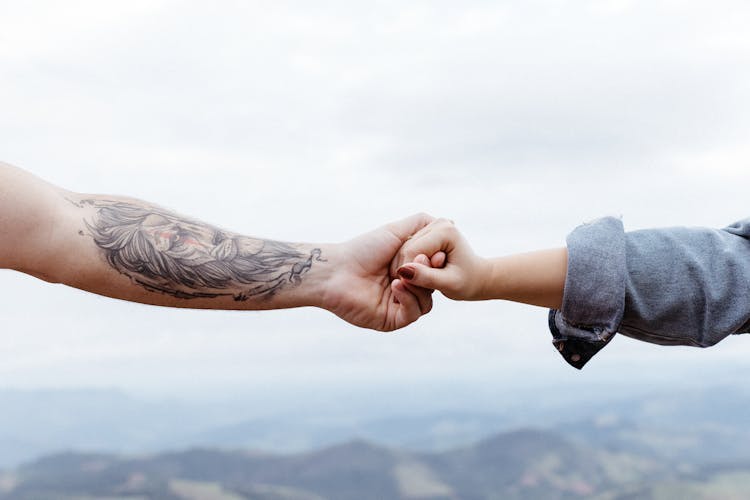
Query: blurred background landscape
0 381 750 498
2 0 750 498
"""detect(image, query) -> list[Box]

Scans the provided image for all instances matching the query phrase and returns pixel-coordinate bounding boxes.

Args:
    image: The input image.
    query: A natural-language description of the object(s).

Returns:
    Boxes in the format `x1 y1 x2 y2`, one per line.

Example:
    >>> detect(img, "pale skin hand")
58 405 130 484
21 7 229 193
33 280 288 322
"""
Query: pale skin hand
0 162 436 332
393 218 568 310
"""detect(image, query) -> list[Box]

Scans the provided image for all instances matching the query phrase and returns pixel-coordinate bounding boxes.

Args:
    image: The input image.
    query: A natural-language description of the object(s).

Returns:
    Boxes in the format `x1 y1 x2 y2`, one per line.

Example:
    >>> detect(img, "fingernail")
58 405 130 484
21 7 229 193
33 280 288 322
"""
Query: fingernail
398 266 415 280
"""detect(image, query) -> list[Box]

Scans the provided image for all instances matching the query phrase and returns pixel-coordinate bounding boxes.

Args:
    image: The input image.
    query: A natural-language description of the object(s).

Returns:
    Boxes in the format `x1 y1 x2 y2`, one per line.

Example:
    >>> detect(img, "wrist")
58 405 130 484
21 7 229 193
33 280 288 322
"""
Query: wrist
472 256 499 300
298 242 339 310
316 240 371 319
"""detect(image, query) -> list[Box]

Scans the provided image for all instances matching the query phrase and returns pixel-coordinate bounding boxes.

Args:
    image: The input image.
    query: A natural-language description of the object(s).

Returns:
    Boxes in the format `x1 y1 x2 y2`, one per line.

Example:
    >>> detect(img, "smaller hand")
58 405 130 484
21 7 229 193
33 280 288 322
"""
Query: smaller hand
394 218 490 301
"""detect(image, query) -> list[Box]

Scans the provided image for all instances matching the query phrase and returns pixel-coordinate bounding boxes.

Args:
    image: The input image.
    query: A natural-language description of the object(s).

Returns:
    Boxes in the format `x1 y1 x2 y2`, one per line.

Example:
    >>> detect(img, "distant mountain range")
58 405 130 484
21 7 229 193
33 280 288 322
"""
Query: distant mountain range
2 428 748 500
0 385 748 471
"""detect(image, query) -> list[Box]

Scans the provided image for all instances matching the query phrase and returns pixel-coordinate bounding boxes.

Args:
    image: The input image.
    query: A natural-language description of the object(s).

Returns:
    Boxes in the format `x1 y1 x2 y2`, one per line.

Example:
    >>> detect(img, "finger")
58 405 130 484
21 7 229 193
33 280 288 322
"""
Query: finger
391 223 451 276
416 252 446 269
401 226 454 264
389 218 455 278
397 253 431 282
431 251 447 268
384 212 435 243
414 254 431 266
407 254 436 311
390 231 435 279
397 262 450 291
390 279 422 328
404 218 439 242
400 280 433 314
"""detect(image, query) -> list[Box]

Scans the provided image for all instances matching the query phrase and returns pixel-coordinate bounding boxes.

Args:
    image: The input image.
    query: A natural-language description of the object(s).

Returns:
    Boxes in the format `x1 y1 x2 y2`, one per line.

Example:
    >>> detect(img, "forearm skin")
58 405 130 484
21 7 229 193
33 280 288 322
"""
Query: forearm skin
1 163 333 311
480 248 568 309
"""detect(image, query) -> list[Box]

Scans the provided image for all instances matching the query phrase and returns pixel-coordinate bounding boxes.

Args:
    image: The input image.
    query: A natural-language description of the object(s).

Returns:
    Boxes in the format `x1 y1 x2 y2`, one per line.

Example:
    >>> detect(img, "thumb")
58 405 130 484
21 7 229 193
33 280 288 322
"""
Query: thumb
397 263 448 291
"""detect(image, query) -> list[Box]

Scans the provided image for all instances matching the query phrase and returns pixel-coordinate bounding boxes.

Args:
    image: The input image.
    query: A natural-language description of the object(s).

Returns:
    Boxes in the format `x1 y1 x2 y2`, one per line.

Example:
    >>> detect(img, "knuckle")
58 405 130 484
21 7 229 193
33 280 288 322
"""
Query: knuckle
442 224 459 239
395 248 412 262
435 218 457 232
415 211 433 223
400 250 417 265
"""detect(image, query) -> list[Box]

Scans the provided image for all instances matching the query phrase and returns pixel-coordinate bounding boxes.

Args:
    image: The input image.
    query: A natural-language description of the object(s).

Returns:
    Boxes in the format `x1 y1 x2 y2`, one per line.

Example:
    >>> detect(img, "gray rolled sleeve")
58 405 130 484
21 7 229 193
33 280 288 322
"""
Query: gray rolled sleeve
549 217 626 369
550 216 750 369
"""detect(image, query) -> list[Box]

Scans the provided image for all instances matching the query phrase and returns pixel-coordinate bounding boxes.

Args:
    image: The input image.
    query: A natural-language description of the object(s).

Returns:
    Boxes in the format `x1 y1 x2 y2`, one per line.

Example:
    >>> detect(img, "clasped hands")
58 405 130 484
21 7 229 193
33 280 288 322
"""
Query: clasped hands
322 213 486 332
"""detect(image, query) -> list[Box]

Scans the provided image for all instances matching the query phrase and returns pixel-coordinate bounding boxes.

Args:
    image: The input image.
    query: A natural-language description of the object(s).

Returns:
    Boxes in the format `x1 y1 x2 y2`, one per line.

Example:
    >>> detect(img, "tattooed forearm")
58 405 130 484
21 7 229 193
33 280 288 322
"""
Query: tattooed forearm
69 198 324 301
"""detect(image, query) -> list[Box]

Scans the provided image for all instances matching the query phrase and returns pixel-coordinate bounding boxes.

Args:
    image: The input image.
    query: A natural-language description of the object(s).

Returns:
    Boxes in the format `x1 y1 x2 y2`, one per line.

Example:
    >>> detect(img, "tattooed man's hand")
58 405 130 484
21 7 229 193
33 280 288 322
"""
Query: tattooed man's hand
0 162 438 332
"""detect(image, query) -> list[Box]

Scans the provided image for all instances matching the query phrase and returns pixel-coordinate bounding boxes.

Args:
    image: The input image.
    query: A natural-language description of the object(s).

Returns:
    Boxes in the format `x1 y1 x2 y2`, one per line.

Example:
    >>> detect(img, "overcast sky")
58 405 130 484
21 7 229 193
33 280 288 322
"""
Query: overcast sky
1 1 750 402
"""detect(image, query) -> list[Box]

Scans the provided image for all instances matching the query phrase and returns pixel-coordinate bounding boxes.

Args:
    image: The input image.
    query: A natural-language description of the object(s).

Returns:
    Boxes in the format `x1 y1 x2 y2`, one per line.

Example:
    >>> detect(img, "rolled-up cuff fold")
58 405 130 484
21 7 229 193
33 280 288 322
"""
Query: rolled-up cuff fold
549 216 627 369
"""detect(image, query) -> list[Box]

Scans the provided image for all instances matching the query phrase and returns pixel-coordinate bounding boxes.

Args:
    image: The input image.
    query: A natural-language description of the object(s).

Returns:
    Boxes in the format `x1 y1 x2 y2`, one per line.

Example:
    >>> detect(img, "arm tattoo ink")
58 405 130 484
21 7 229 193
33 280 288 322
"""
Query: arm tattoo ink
70 199 324 300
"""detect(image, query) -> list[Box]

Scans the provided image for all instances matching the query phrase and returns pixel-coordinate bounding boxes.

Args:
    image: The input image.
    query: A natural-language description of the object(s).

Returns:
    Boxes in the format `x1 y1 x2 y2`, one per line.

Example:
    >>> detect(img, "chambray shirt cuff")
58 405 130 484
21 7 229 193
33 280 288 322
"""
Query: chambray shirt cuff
548 216 627 369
